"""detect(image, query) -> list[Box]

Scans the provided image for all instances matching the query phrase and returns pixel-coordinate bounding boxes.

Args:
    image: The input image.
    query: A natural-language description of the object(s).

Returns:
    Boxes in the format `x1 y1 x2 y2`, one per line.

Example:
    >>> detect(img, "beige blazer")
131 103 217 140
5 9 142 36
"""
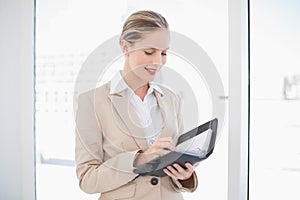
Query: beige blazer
75 82 198 200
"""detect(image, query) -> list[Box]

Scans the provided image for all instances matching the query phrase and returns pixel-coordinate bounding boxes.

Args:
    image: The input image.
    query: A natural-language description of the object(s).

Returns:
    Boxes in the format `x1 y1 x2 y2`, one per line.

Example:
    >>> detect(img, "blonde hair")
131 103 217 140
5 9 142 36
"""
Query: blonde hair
119 10 169 45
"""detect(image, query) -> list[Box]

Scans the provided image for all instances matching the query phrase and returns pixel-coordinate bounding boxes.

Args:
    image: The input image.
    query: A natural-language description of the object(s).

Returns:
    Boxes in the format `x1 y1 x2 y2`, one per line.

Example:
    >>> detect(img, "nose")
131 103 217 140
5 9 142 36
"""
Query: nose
152 54 163 66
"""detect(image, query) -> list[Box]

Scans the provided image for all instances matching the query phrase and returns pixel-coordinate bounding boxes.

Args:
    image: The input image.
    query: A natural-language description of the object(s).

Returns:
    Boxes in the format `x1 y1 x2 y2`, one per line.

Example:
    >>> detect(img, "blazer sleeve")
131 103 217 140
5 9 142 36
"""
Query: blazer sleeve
169 94 198 192
75 93 139 194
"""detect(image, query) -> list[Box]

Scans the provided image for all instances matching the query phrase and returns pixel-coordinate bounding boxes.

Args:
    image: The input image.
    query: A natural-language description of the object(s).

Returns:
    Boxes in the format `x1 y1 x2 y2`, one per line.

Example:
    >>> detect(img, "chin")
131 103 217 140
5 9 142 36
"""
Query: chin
145 74 157 82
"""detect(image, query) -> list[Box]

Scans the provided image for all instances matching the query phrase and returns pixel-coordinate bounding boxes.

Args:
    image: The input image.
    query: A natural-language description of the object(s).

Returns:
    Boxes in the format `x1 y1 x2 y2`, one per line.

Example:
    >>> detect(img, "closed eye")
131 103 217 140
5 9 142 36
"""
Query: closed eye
144 51 153 55
144 50 167 56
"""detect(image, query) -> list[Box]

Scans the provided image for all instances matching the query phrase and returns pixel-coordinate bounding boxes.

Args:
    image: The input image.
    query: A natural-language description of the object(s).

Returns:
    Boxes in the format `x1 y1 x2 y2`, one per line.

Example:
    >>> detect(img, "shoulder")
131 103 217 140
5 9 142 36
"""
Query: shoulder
77 82 111 102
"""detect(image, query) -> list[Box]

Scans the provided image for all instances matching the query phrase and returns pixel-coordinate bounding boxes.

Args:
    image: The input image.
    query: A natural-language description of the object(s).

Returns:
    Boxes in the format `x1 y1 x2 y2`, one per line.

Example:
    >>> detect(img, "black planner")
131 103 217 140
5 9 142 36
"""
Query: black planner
133 118 218 177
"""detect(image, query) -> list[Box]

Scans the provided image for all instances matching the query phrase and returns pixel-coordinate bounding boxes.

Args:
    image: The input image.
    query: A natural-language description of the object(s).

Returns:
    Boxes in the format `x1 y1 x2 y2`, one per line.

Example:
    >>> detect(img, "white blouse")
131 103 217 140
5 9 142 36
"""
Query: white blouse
110 71 164 147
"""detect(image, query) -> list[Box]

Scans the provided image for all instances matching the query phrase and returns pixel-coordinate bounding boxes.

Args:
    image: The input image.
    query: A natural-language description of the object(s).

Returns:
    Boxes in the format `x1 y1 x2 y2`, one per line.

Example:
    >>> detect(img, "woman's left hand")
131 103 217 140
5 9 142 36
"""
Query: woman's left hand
163 163 194 181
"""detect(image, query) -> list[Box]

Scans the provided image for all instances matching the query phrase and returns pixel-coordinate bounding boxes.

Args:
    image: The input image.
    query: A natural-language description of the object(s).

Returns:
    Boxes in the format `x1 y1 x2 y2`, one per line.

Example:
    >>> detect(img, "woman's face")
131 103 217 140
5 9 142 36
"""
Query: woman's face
123 30 170 82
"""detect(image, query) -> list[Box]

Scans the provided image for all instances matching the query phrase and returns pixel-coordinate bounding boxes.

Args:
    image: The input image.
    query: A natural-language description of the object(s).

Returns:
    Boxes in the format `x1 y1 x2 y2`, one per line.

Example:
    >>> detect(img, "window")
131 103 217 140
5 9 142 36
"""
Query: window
249 0 300 199
35 1 228 199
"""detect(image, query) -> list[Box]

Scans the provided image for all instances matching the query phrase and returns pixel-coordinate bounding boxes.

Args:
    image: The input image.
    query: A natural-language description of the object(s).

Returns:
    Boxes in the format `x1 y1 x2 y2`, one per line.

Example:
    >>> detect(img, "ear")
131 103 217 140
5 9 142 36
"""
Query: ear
120 40 129 54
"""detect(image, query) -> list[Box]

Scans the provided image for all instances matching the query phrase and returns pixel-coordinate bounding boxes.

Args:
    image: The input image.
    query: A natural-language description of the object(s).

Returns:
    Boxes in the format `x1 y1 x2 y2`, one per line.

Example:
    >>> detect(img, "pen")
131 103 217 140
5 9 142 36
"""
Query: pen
163 147 175 152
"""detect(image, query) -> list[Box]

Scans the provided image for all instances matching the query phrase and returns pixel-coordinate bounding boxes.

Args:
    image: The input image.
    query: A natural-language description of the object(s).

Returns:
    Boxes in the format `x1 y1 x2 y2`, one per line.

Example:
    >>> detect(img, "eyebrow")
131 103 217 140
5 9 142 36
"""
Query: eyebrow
145 47 169 51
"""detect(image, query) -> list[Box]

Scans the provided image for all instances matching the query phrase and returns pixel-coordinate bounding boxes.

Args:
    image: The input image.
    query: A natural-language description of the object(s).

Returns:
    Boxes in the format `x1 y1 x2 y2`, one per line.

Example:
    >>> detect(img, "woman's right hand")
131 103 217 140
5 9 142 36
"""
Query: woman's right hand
133 137 175 167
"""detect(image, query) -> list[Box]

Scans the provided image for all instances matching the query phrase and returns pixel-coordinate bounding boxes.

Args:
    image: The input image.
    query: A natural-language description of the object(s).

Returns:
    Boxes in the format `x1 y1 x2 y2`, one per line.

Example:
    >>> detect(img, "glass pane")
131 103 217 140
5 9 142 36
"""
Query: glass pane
35 0 228 199
249 1 300 199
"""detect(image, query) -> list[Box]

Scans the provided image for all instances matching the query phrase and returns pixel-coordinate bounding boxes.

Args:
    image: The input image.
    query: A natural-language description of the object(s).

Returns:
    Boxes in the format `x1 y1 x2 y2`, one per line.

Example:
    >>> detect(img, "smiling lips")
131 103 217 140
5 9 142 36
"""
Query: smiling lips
144 66 157 75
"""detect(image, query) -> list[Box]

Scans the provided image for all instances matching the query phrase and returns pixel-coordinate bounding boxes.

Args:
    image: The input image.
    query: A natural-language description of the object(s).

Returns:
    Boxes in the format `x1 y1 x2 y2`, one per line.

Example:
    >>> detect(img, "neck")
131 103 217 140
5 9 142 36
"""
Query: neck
121 66 149 101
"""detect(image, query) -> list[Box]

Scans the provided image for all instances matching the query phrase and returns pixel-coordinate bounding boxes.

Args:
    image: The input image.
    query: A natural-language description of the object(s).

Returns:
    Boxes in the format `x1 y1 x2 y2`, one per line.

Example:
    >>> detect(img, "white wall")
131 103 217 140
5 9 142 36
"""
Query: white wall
0 0 35 199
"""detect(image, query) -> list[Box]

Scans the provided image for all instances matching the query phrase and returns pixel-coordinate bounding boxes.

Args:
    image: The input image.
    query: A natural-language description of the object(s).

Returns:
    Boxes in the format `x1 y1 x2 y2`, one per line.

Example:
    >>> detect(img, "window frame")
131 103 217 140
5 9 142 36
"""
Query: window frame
228 0 249 200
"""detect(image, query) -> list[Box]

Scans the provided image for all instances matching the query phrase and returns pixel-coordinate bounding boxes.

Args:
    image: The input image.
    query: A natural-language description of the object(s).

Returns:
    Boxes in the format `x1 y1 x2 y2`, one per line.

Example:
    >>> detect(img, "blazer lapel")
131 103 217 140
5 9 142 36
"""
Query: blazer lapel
154 90 173 138
154 90 180 144
109 91 148 150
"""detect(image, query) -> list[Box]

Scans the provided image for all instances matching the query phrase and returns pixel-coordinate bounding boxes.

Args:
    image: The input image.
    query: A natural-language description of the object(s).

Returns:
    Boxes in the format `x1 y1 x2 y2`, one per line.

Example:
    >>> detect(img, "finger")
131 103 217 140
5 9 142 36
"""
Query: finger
172 164 192 180
173 163 189 177
154 138 173 146
153 137 173 147
167 165 179 175
152 141 173 150
155 137 172 142
163 168 177 180
167 165 184 180
172 163 185 174
166 165 184 180
185 163 195 173
153 148 172 156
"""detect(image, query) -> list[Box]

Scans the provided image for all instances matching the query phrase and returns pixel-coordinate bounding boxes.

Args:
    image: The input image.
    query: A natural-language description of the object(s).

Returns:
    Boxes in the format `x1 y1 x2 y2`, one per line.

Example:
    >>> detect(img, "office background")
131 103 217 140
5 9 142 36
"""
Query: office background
0 0 299 200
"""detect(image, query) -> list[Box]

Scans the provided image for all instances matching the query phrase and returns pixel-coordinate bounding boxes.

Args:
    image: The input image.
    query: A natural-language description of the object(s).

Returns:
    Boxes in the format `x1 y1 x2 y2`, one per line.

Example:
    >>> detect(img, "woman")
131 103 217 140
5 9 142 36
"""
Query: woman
75 10 198 200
